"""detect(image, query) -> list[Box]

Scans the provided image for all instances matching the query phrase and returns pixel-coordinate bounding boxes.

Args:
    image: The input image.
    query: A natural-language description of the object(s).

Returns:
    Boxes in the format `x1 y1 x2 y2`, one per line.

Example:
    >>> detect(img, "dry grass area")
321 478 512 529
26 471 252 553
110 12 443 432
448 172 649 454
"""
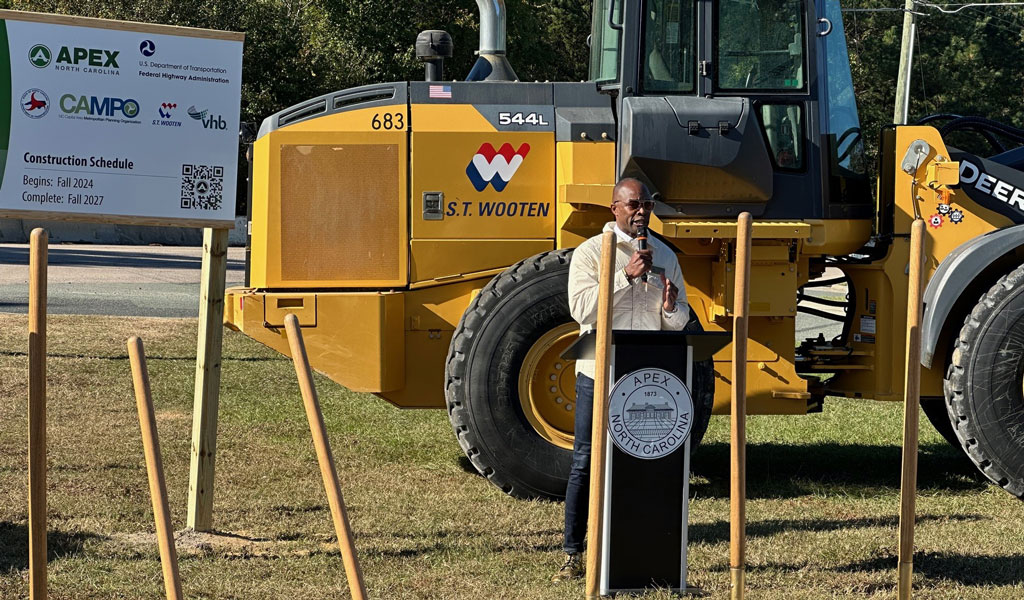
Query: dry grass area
0 314 1022 599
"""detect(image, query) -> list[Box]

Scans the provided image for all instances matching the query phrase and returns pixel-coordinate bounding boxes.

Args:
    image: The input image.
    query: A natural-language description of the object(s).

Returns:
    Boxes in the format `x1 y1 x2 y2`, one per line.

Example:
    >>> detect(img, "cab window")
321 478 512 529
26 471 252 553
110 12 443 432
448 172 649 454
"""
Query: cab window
717 0 805 91
641 0 697 93
590 0 622 83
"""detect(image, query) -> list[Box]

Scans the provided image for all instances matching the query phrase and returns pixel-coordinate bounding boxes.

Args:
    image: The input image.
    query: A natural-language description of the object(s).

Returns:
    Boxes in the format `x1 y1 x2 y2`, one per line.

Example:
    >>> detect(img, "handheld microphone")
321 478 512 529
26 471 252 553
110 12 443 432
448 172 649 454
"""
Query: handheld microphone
637 226 649 284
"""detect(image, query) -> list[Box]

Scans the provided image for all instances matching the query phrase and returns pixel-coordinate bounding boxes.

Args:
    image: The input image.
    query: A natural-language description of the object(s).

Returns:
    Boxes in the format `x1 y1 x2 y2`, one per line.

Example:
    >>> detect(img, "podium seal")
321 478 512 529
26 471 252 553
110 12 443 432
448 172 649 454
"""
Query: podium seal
608 367 693 460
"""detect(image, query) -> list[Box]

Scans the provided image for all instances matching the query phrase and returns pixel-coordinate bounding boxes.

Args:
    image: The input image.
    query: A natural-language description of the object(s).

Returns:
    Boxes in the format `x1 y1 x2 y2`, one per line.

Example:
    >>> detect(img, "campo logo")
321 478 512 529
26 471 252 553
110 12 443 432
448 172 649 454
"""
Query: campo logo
60 94 140 119
466 142 530 192
29 44 51 68
187 105 227 130
20 89 49 118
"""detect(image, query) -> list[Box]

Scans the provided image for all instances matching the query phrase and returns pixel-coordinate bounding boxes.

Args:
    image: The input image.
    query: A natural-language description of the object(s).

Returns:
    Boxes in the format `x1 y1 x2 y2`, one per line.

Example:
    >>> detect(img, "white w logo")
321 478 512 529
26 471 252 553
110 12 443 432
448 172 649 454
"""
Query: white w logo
471 153 525 182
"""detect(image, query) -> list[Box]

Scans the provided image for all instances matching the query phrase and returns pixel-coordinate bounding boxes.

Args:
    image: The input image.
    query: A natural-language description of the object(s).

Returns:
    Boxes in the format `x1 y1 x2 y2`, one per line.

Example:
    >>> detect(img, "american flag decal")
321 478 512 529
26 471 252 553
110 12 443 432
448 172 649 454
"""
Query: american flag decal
428 85 452 99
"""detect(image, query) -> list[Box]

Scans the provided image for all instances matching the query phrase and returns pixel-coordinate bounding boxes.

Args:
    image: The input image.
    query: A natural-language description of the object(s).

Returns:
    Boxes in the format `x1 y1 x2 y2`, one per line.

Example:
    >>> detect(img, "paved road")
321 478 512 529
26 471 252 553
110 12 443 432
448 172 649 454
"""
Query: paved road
0 243 846 340
0 244 246 317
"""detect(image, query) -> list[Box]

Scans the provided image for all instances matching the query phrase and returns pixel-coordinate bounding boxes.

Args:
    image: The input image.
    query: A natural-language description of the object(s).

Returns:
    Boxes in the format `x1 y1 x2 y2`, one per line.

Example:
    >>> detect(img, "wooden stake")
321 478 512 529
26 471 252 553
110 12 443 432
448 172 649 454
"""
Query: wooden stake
187 227 229 532
128 337 184 600
898 218 926 600
730 213 753 600
28 228 47 600
585 231 616 600
284 314 368 600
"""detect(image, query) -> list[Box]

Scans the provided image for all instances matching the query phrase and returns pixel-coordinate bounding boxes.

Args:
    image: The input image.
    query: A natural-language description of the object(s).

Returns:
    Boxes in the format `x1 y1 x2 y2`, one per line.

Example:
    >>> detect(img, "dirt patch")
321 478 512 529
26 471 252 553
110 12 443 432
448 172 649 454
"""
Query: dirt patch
116 529 300 559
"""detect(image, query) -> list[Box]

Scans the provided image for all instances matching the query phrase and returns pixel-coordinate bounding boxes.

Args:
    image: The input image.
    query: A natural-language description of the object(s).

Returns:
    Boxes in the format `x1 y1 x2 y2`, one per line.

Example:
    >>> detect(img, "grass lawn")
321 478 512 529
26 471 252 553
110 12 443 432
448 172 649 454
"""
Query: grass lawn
0 314 1021 599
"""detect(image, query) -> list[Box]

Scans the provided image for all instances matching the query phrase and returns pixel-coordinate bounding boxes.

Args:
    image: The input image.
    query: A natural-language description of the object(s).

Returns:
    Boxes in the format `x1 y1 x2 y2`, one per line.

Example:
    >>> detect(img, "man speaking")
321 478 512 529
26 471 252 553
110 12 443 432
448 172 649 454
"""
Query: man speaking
553 177 689 581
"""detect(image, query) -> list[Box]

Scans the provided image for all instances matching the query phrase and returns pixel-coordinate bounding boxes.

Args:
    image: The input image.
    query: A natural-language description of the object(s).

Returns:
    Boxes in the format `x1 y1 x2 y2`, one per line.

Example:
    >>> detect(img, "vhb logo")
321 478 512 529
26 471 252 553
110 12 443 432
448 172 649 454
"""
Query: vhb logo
466 142 530 192
187 105 227 130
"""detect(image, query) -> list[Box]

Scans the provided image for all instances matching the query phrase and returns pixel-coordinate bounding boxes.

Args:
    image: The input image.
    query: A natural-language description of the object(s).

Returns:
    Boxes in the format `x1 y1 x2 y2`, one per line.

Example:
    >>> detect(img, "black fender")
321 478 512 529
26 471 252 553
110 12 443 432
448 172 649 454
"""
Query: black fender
921 223 1024 368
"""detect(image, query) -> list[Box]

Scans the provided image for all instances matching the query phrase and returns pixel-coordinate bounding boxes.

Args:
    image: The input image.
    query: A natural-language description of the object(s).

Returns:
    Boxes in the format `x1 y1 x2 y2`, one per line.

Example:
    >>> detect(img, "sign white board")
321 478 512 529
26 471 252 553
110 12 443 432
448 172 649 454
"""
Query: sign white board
0 11 243 227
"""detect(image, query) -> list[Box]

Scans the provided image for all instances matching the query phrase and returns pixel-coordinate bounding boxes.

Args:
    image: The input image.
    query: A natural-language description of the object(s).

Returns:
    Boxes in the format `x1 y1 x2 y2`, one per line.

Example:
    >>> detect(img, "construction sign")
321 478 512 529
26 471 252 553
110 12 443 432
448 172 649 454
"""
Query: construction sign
0 10 243 227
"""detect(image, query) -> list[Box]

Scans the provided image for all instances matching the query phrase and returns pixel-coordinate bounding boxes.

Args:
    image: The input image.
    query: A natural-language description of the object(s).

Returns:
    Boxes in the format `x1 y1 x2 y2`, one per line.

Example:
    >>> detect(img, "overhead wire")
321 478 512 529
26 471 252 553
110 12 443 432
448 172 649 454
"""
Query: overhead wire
916 1 1024 14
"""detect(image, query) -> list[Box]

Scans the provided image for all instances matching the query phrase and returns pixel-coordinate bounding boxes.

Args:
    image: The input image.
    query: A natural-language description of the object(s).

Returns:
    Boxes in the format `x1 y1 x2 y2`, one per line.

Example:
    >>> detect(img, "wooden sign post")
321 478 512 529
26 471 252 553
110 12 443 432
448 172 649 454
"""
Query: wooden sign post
27 228 47 600
187 227 230 531
730 213 753 600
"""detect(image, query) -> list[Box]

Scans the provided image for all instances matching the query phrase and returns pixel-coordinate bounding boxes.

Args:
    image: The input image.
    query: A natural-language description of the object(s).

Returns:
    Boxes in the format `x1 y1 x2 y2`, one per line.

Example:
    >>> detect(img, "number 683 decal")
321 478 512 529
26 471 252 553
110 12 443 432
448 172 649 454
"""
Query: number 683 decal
371 112 404 130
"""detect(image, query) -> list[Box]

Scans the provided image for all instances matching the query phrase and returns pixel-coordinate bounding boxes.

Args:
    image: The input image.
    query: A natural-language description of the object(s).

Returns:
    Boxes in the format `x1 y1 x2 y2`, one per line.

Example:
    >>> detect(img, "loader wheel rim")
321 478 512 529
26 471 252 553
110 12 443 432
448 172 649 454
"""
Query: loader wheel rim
518 323 579 450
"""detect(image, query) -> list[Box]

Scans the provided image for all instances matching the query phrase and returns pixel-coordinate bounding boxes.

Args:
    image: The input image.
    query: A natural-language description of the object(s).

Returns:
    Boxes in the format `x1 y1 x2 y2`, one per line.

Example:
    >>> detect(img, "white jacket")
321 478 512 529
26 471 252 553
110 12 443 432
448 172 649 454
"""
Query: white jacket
568 222 689 378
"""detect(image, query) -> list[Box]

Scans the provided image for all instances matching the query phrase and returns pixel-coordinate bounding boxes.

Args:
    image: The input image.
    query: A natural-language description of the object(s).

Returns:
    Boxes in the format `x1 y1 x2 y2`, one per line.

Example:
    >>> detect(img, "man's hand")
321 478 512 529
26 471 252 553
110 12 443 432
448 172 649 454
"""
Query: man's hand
624 250 653 280
662 275 679 312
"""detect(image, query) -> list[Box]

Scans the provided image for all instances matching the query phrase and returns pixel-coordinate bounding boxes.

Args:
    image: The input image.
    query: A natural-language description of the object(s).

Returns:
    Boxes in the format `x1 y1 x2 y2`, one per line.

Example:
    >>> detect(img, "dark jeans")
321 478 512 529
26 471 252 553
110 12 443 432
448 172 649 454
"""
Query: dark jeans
563 374 594 554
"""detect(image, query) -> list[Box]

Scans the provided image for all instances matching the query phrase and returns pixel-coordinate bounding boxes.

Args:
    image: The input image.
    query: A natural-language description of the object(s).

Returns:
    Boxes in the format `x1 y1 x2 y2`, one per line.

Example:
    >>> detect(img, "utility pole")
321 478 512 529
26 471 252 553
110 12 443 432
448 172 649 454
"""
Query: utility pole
893 0 918 124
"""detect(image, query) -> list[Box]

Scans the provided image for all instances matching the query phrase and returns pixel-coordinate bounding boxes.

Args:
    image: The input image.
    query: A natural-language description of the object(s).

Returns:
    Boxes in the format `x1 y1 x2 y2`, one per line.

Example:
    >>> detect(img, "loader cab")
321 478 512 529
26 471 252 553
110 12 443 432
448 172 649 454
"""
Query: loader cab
591 0 869 219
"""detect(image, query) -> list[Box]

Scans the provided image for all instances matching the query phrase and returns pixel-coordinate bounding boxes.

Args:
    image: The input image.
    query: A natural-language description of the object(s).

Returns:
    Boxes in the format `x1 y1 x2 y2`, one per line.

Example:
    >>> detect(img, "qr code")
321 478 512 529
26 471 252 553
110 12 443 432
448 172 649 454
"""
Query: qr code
181 164 224 210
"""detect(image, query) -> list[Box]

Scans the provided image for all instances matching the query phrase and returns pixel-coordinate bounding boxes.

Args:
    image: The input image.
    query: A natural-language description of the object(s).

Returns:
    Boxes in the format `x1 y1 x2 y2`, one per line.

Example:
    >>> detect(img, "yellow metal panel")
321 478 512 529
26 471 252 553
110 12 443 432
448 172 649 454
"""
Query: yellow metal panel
405 280 489 331
225 290 404 393
412 104 495 132
711 256 798 318
557 142 616 189
410 124 555 240
556 141 616 249
800 219 873 255
272 105 407 134
377 330 452 408
264 294 316 327
252 120 408 288
280 143 401 282
708 315 810 415
410 239 553 283
249 137 272 288
661 220 811 239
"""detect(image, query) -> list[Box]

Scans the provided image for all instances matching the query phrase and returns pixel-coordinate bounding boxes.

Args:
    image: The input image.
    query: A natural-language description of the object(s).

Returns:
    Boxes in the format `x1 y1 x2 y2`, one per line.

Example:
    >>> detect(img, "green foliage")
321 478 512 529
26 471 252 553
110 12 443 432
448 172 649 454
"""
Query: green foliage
6 0 591 124
6 0 1024 184
845 2 1024 173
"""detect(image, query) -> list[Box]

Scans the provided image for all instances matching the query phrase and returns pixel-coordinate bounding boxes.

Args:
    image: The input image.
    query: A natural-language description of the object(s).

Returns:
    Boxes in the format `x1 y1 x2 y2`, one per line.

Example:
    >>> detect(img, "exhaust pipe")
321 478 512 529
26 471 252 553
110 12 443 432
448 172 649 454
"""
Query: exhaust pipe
467 0 518 82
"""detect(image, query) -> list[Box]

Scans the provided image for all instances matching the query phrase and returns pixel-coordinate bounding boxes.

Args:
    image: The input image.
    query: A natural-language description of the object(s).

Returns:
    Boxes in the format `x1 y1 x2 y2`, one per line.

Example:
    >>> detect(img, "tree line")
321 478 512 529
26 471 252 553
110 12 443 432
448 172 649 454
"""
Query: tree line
7 0 1024 186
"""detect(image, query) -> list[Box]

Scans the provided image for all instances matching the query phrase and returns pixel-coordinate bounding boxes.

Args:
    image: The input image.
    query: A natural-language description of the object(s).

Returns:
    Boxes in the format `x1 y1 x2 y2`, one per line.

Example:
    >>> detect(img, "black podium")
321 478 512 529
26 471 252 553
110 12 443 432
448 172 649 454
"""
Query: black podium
563 329 730 595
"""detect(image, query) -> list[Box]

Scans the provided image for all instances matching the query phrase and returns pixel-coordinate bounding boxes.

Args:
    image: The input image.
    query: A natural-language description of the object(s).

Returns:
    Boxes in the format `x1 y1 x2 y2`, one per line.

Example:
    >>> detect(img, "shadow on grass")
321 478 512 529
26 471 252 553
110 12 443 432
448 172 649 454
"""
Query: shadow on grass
0 521 105 571
356 527 565 557
0 350 284 362
689 441 984 499
834 551 1024 586
690 513 984 546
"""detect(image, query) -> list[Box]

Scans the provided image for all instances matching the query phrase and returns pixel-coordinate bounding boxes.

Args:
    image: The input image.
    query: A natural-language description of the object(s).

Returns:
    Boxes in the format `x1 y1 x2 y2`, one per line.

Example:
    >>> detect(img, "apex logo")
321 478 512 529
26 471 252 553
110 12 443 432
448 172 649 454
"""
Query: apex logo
29 45 51 68
466 143 530 192
56 46 119 68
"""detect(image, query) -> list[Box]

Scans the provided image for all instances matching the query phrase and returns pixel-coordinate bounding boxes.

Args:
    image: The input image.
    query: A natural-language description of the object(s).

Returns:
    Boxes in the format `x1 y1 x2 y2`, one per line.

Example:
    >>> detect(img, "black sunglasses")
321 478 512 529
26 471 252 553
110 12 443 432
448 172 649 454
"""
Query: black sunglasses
616 198 655 211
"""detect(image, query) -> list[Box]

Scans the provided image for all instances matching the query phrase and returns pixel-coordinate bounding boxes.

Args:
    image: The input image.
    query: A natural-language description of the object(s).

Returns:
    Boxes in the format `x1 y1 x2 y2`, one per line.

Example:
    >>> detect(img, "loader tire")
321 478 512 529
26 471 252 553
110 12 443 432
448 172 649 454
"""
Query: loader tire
445 249 714 500
944 264 1024 499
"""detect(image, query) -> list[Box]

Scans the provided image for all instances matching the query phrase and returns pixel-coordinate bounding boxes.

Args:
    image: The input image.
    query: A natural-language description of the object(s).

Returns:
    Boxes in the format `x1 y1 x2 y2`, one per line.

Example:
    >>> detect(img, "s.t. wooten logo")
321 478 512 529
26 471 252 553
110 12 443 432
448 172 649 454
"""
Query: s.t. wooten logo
466 143 530 192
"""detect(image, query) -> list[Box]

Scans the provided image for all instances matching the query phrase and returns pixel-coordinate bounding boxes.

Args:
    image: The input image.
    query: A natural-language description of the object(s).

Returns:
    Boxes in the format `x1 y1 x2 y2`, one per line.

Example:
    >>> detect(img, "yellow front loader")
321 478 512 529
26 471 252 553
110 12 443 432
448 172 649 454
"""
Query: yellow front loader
226 0 1024 500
